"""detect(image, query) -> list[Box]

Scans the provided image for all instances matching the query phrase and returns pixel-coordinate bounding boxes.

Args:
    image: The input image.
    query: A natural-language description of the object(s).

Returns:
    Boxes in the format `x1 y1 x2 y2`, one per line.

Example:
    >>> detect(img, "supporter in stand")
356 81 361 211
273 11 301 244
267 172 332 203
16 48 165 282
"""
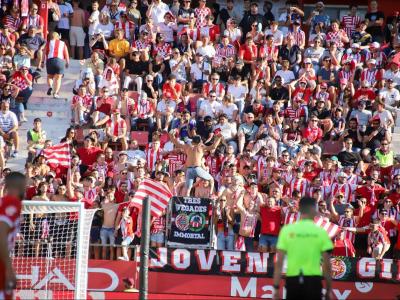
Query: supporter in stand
3 0 400 266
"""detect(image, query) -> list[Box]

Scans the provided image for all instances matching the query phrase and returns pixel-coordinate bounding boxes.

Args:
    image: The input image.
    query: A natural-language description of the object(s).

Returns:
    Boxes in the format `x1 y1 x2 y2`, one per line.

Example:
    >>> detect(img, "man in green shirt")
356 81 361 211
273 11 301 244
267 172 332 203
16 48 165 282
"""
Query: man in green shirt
273 197 333 300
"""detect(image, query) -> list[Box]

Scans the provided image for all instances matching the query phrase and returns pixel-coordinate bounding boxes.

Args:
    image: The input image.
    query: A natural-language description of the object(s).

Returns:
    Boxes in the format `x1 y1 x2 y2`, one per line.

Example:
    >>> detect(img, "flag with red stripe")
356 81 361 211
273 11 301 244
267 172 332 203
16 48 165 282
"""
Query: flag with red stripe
314 215 341 239
132 178 172 217
42 143 70 167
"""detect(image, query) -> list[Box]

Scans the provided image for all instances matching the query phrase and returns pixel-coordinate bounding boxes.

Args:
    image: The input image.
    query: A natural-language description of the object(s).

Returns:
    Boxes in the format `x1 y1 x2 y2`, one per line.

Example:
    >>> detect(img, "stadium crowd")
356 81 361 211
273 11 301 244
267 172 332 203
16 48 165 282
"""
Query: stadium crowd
1 0 400 262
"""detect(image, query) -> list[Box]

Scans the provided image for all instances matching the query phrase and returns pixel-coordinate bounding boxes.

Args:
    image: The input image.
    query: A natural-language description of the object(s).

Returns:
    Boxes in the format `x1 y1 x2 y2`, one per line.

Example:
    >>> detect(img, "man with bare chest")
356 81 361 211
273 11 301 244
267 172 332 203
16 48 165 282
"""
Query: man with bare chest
169 130 222 196
70 0 86 59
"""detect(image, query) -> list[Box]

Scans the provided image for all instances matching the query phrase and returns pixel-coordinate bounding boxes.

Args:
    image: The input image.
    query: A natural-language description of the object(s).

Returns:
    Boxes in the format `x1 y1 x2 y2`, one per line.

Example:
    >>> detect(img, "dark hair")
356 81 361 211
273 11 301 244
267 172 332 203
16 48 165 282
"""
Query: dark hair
33 118 42 123
299 197 317 214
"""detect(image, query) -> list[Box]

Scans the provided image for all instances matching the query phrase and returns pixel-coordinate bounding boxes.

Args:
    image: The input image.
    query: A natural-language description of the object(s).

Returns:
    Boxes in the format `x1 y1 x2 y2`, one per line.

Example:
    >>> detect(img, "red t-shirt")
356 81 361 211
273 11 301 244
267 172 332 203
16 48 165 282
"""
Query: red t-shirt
356 185 386 205
260 206 282 236
0 195 22 290
239 44 258 62
76 146 103 167
388 191 400 206
302 126 323 144
115 190 127 204
333 238 356 257
354 205 375 230
25 186 37 200
162 82 182 101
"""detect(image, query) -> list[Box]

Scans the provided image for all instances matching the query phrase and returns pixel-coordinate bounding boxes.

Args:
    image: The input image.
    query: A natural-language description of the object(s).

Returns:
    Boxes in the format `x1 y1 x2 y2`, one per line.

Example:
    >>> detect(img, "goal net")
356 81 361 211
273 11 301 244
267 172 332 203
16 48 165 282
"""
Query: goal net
11 201 96 300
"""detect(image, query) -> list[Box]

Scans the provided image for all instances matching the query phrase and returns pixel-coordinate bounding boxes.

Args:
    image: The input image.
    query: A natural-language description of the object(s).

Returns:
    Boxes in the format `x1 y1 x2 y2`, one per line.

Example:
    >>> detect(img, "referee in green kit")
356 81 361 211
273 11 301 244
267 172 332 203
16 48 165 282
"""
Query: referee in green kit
273 197 333 300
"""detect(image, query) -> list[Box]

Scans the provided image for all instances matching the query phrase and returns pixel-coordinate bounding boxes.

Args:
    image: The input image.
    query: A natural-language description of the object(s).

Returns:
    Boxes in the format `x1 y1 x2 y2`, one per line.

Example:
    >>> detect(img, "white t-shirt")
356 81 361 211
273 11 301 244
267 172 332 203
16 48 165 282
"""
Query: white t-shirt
384 70 400 86
149 2 170 25
170 58 188 82
190 62 211 81
200 100 222 118
0 110 18 132
88 10 100 36
380 88 400 107
219 103 238 121
264 29 284 46
157 22 177 43
93 22 115 38
157 100 176 114
58 3 73 29
196 45 216 59
374 110 393 127
274 70 295 84
227 84 248 103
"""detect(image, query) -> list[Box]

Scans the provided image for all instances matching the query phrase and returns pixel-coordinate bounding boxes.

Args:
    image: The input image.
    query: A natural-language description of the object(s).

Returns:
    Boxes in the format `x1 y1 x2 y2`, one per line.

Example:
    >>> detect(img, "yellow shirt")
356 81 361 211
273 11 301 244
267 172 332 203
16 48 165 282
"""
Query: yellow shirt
276 219 333 277
108 39 130 58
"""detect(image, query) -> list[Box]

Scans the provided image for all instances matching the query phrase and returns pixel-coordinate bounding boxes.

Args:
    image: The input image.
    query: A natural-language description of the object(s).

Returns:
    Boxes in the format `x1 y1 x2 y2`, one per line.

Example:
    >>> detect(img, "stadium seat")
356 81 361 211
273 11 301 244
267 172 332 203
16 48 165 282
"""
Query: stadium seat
321 141 343 156
131 131 148 146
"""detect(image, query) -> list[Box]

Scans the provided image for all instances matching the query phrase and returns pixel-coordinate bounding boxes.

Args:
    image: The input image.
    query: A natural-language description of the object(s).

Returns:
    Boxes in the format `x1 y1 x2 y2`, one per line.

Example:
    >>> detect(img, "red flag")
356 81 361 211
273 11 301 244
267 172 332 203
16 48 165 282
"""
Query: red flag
314 215 341 239
42 143 70 167
132 178 172 217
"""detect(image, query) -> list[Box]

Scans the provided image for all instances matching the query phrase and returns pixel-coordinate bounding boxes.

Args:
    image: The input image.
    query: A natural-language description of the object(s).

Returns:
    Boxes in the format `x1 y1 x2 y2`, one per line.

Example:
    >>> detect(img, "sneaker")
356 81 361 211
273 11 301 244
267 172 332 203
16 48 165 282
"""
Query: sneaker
53 93 60 99
47 88 52 95
118 256 129 261
11 151 18 158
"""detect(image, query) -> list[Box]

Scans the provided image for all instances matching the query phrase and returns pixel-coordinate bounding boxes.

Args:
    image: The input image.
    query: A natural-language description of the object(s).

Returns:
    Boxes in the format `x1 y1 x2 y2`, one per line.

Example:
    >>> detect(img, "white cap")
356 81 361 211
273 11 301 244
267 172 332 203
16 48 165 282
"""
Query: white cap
370 42 380 48
367 59 377 65
304 58 312 64
351 43 360 48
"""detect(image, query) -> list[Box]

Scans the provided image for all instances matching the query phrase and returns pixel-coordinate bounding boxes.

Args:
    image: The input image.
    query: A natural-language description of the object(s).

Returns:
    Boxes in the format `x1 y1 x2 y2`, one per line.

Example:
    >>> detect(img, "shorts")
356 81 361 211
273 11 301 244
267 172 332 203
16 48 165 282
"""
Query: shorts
70 26 86 47
100 227 115 246
46 58 65 75
259 234 278 248
57 28 70 41
90 226 101 243
150 232 164 244
121 236 134 246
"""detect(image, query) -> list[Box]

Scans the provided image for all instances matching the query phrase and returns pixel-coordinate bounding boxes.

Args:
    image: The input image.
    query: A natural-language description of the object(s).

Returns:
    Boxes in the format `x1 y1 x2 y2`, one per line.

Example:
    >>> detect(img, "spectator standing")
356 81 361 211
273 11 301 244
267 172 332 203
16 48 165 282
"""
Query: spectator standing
57 0 74 51
46 32 70 99
69 0 86 60
365 0 385 43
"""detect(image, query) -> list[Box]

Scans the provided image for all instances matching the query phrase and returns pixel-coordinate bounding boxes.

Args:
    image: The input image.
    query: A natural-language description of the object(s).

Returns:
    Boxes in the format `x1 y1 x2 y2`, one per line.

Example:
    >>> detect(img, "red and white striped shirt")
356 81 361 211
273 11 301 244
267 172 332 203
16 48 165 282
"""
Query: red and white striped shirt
23 14 43 29
152 43 172 60
338 216 356 243
256 156 268 180
365 51 387 69
287 29 305 48
283 209 301 225
360 68 383 86
368 226 390 249
3 15 22 32
329 182 355 203
132 39 151 52
135 101 152 117
106 117 127 137
341 15 361 38
115 20 135 40
46 39 68 60
145 146 163 172
215 43 236 60
259 44 278 61
288 177 308 197
203 82 225 98
166 153 186 174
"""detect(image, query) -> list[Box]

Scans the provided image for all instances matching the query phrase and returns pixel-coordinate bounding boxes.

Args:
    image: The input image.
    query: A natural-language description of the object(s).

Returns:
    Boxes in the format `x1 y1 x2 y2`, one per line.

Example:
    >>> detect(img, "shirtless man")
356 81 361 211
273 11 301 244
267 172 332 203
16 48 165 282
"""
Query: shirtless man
70 0 86 60
221 175 245 209
194 179 213 198
169 130 222 196
100 188 119 260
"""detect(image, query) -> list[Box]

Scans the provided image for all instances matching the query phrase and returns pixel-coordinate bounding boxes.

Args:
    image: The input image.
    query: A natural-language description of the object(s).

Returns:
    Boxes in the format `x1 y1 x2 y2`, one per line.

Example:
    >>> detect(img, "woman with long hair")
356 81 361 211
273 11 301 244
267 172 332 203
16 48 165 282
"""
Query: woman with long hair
46 31 69 98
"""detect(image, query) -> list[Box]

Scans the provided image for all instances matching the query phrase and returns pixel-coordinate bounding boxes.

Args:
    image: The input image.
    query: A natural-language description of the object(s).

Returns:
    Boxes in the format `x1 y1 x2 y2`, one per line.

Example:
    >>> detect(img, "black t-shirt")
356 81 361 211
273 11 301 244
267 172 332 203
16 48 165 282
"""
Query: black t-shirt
230 67 247 81
351 31 372 46
364 125 386 151
338 150 361 167
196 121 214 145
269 86 289 102
126 59 147 76
278 45 301 65
346 129 363 149
142 83 155 98
310 108 330 120
365 11 385 38
177 7 194 25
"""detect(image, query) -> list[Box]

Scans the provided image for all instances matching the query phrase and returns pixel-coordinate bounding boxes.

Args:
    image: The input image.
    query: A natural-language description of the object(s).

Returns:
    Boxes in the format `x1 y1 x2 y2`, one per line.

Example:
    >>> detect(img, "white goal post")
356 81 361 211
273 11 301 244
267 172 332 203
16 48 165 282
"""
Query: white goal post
11 201 97 300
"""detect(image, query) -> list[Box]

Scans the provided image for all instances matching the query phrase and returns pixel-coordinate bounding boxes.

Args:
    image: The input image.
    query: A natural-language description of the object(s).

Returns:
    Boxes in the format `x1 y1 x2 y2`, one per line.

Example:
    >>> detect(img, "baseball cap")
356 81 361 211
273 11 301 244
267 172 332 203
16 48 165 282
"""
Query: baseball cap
330 156 339 161
337 171 347 178
119 151 128 157
340 78 348 85
304 58 312 64
370 42 380 49
320 82 328 88
351 43 360 49
113 108 120 114
367 59 376 65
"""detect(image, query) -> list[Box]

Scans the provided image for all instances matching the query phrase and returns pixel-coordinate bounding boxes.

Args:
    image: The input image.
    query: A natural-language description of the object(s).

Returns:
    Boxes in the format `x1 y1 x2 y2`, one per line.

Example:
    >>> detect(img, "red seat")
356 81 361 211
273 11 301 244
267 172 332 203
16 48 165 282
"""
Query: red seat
321 141 343 156
131 131 148 146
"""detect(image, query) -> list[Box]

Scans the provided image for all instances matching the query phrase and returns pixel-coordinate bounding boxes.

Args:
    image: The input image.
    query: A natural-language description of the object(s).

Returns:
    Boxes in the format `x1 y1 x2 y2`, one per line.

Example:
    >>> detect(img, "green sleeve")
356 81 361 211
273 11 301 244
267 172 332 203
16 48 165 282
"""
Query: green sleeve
276 226 288 251
320 230 334 252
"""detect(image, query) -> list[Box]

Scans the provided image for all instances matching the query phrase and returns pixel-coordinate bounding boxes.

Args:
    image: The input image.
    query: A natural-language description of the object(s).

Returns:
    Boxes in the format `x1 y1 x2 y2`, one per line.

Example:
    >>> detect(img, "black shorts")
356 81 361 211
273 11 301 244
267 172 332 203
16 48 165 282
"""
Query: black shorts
46 58 65 75
57 28 70 41
90 226 101 243
286 276 322 300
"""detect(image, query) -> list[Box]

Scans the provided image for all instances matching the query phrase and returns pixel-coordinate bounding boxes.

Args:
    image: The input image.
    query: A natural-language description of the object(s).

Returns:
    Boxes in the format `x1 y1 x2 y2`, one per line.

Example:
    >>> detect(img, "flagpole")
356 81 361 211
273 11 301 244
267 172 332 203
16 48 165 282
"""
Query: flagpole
139 196 150 300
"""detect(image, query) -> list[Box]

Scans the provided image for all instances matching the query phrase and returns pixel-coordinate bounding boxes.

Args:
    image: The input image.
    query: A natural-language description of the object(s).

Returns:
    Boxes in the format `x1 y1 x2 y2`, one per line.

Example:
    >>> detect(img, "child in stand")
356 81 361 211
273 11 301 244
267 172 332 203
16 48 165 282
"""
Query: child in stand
117 207 134 261
150 211 166 248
